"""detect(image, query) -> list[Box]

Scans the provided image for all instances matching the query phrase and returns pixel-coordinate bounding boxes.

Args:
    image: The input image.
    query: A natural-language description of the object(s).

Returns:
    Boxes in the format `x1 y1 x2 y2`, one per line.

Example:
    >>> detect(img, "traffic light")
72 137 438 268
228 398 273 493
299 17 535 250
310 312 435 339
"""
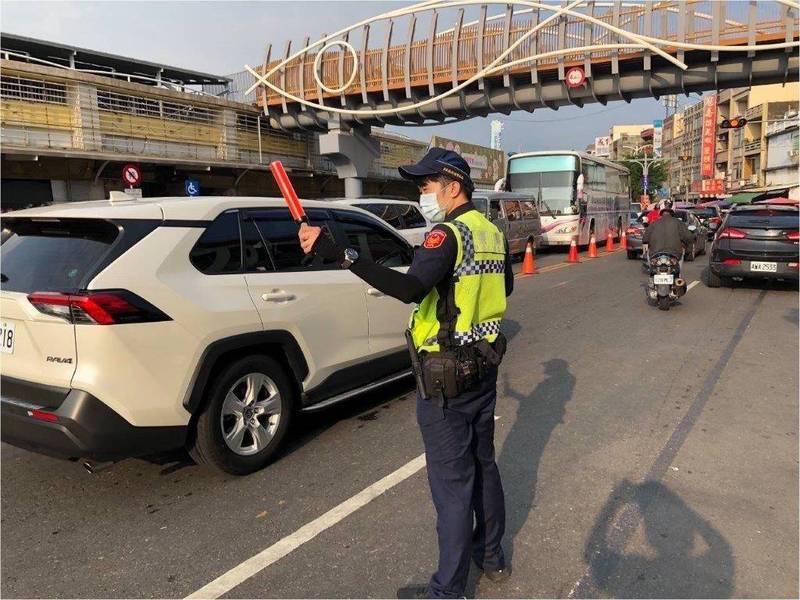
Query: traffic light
720 116 747 129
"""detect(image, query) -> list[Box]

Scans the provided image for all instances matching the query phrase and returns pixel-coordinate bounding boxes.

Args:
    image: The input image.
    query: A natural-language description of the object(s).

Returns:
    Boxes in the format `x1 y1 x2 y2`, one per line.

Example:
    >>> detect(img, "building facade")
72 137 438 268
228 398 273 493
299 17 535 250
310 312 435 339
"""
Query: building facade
663 83 799 202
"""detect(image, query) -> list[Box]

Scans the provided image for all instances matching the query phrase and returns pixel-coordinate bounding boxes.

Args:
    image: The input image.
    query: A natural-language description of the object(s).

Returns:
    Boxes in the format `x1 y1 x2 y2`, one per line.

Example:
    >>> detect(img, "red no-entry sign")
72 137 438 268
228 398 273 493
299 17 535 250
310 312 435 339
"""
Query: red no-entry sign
121 164 142 187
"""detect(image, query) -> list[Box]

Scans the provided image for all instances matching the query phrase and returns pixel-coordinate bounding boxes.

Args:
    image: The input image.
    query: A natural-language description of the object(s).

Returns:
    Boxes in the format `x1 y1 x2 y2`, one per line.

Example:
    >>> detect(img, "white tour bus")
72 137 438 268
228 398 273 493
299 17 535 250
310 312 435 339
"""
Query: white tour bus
500 151 631 247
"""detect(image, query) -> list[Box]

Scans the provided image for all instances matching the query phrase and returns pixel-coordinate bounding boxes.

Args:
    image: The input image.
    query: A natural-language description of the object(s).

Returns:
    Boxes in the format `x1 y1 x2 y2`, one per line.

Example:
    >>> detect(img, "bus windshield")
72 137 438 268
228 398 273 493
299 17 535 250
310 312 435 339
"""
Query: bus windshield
507 155 578 215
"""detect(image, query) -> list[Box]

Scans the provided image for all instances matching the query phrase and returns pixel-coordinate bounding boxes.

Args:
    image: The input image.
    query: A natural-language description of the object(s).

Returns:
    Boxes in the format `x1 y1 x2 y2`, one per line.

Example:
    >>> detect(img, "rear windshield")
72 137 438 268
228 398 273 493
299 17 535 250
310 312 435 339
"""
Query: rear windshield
691 209 717 219
1 218 119 293
727 210 800 229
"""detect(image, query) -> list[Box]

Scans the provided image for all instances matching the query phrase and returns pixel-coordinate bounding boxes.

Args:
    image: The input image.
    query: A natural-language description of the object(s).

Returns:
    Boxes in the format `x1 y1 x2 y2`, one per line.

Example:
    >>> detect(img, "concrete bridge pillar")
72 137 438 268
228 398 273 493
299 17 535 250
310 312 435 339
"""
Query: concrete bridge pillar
318 122 379 198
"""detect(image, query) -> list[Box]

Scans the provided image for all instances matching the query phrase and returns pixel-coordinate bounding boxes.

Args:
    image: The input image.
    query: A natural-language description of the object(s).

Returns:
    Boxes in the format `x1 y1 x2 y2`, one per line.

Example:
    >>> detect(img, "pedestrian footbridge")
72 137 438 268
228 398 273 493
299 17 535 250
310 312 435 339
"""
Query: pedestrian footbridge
248 0 799 131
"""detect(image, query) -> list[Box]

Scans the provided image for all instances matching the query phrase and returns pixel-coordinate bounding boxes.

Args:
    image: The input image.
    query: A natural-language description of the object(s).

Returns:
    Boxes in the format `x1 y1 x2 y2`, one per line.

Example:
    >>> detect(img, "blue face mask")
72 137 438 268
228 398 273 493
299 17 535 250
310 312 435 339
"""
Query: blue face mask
419 192 446 223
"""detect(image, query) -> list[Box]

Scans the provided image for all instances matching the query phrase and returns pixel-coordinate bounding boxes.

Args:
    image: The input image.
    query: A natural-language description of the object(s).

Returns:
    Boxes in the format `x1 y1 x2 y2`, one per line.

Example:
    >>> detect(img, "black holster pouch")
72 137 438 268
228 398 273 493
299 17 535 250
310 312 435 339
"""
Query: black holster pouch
420 332 507 403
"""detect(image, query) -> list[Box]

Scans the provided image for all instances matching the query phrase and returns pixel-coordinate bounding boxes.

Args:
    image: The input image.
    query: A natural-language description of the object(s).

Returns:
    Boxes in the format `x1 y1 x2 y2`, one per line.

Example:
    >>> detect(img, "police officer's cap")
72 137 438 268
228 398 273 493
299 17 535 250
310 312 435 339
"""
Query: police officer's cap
399 147 474 192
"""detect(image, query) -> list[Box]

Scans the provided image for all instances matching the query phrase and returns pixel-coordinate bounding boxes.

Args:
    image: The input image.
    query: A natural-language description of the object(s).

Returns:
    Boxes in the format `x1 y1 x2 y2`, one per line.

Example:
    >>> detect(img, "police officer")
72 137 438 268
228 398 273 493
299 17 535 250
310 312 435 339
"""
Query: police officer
298 148 513 599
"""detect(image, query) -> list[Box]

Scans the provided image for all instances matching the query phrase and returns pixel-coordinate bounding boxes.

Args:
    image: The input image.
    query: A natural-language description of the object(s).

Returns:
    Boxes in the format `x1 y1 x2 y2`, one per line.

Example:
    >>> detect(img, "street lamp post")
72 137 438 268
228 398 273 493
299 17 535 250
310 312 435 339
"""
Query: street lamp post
622 143 667 203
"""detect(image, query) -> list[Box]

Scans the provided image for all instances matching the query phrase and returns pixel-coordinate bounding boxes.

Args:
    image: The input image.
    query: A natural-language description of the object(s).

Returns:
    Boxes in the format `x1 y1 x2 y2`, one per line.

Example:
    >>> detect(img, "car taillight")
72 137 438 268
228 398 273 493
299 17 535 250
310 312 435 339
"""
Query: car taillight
27 290 171 325
625 227 641 235
722 259 742 266
789 263 799 269
717 227 747 239
787 231 799 241
27 409 58 422
710 217 722 225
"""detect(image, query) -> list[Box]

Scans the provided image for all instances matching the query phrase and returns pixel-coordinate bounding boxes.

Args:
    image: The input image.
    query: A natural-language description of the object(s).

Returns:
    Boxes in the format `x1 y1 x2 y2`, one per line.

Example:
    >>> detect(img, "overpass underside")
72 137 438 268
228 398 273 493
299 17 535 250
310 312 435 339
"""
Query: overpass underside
253 1 800 132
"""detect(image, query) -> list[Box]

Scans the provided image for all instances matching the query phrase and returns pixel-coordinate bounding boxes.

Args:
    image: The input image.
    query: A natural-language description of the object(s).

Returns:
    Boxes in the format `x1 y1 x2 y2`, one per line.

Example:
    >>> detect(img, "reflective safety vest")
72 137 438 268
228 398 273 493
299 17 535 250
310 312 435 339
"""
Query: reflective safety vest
410 209 507 353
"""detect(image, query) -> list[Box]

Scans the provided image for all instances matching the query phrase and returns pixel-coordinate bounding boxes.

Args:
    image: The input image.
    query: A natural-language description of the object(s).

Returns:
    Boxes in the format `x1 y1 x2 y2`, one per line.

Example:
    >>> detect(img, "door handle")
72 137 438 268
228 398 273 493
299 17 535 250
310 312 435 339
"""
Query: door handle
367 288 385 297
261 289 296 303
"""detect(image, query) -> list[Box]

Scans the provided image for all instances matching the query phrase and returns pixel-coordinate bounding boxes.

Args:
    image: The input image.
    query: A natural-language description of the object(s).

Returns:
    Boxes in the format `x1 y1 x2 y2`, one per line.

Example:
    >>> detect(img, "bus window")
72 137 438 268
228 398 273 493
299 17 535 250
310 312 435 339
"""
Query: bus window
473 196 488 216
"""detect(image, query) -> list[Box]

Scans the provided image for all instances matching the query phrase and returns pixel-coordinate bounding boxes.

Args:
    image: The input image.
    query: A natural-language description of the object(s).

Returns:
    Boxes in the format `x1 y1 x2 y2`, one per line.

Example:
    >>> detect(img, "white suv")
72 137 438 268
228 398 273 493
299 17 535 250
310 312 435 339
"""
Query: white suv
0 196 413 474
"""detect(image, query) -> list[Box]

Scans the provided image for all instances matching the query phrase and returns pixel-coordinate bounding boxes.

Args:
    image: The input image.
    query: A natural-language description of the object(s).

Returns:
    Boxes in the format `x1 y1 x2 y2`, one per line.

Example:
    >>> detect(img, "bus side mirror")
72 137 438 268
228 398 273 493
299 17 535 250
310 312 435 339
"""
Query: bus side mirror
494 178 506 192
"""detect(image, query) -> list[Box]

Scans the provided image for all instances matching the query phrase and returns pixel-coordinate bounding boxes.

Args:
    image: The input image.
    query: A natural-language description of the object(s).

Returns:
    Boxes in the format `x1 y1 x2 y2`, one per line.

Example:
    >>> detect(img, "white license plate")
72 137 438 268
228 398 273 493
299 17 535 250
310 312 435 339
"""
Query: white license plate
0 321 16 355
750 261 777 272
653 274 674 285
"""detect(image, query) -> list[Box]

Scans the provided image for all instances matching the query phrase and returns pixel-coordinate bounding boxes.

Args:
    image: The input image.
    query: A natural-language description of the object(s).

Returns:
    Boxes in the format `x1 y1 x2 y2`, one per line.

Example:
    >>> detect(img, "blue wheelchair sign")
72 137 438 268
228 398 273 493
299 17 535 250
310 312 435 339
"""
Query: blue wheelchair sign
185 179 200 197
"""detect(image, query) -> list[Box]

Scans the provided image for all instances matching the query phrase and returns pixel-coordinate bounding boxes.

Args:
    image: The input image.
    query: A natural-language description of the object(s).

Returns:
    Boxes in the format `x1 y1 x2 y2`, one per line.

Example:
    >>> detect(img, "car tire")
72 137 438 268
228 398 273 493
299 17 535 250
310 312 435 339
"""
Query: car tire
685 243 696 262
627 250 638 260
189 355 294 475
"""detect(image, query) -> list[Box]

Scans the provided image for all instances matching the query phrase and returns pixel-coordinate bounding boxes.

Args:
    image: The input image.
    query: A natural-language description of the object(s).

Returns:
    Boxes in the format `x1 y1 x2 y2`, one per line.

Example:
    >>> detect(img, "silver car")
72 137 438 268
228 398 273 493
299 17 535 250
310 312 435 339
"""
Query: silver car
472 191 542 255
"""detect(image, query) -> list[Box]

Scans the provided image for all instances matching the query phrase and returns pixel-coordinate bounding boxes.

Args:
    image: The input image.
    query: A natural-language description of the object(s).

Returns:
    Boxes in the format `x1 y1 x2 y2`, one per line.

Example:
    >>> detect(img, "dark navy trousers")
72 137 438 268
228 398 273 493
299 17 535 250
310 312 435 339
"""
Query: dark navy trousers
416 367 506 598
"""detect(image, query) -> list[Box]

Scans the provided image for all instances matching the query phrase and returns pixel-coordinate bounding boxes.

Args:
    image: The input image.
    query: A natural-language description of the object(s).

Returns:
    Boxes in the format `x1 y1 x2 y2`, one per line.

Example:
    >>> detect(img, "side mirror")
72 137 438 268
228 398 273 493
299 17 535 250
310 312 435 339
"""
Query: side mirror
494 178 506 192
688 225 697 232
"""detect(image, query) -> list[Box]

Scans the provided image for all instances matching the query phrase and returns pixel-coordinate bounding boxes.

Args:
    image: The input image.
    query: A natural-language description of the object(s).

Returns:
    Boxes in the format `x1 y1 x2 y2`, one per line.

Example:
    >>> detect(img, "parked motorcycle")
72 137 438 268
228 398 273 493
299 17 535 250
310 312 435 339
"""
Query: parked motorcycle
646 251 687 311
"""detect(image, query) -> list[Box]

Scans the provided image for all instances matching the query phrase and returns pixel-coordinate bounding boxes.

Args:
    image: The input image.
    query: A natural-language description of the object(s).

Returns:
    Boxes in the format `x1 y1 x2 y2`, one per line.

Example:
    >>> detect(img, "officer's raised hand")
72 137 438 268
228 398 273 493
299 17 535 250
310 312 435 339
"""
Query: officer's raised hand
298 223 320 254
298 222 347 262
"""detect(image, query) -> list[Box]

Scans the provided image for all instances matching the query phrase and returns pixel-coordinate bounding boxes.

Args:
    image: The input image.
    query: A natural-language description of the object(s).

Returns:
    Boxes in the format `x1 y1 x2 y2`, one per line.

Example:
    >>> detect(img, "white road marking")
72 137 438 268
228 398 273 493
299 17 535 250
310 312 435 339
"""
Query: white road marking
185 454 427 599
687 280 700 292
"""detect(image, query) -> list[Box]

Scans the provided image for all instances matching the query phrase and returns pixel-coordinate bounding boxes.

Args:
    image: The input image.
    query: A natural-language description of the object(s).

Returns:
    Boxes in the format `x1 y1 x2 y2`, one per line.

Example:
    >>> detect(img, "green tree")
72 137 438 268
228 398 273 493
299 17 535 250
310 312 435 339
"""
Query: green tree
617 159 669 200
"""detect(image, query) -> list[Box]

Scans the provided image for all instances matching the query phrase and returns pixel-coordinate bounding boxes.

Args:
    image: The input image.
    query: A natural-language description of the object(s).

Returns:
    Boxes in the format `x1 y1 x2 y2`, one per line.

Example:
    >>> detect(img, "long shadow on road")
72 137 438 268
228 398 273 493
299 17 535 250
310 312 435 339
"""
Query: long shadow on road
467 357 575 599
578 479 734 598
499 358 575 566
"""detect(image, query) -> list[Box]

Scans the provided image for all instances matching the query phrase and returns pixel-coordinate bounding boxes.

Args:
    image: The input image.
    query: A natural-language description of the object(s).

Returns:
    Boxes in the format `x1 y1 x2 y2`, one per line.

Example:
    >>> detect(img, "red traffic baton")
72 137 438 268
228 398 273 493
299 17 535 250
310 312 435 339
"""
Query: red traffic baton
270 161 307 224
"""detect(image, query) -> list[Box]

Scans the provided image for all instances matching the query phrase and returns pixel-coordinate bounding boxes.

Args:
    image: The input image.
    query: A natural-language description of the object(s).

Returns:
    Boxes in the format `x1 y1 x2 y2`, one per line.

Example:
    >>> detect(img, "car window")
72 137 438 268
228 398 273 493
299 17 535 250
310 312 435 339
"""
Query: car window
727 210 800 229
520 200 538 219
190 211 242 275
352 203 405 229
1 217 120 293
241 219 273 273
247 209 335 272
504 200 521 222
489 200 501 221
332 210 412 267
400 204 427 229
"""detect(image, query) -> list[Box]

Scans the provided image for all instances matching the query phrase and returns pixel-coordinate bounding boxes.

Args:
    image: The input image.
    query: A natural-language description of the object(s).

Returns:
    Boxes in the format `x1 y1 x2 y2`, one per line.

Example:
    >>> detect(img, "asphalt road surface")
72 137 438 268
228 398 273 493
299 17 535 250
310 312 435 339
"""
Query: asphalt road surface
3 246 798 599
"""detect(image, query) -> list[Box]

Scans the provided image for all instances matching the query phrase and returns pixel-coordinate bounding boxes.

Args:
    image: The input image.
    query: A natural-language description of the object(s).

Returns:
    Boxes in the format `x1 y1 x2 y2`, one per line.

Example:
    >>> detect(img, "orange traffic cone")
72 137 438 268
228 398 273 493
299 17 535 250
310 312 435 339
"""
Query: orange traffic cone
522 239 537 275
567 237 580 263
606 230 615 252
620 228 628 250
588 234 599 258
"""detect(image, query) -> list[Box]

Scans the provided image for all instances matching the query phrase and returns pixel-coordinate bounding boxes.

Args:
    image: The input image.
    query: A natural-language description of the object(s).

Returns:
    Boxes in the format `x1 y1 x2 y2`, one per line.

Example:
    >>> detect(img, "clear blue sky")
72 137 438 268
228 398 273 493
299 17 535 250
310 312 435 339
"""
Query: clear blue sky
1 0 702 151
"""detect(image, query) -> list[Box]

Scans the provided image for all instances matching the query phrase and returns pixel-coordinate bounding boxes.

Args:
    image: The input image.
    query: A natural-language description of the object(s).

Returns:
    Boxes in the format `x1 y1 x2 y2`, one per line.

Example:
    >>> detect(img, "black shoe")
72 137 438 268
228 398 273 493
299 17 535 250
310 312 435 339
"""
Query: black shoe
482 566 512 584
396 584 429 599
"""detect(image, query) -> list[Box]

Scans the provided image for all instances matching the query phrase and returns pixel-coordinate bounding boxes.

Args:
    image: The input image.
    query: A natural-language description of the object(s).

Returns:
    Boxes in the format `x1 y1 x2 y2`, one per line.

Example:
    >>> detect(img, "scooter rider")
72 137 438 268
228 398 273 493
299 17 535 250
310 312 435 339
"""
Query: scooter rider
642 202 694 269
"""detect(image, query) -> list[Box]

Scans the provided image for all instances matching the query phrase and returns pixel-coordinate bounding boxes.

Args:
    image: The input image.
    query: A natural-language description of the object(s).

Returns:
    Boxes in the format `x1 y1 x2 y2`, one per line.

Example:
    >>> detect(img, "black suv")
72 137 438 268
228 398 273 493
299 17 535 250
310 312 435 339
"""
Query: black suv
707 205 799 287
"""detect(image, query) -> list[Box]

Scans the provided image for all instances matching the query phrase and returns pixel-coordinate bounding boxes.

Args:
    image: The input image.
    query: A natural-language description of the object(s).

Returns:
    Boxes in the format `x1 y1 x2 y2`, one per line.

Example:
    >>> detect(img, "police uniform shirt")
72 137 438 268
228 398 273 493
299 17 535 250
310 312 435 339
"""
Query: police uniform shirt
408 202 515 302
